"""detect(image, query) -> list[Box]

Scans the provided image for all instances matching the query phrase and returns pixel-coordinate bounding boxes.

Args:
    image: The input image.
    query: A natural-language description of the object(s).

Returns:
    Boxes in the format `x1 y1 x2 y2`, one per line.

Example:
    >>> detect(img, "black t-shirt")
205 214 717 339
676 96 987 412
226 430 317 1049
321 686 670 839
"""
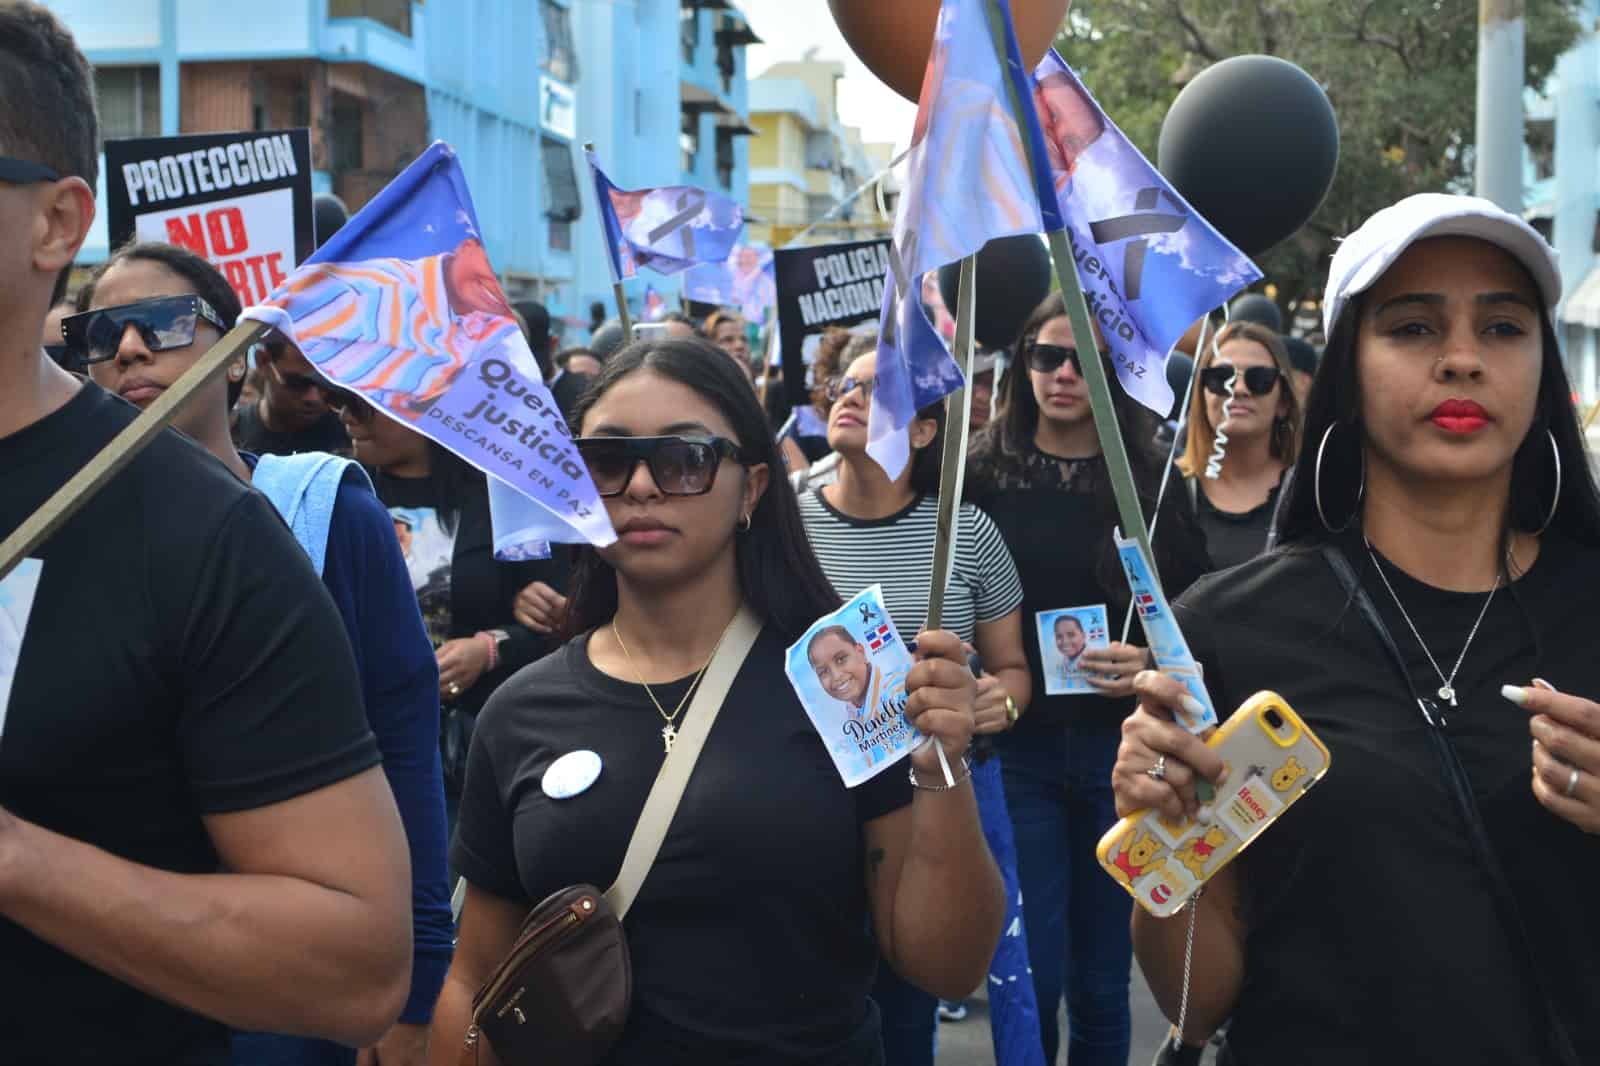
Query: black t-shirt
966 431 1210 730
1179 533 1600 1065
0 382 381 1064
233 402 350 457
452 626 911 1065
1187 471 1285 573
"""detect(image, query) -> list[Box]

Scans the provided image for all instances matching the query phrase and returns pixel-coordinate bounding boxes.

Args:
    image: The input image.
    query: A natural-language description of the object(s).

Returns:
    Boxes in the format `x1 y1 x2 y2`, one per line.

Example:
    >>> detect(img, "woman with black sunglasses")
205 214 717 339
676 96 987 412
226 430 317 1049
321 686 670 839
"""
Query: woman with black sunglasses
1175 320 1303 571
75 241 453 1066
431 337 1003 1066
966 292 1210 1066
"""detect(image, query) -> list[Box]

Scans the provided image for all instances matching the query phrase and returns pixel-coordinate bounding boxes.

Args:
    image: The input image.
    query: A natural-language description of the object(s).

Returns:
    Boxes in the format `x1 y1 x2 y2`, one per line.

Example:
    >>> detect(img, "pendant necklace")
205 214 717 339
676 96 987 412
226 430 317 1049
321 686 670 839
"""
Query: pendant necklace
612 611 739 753
1364 538 1502 707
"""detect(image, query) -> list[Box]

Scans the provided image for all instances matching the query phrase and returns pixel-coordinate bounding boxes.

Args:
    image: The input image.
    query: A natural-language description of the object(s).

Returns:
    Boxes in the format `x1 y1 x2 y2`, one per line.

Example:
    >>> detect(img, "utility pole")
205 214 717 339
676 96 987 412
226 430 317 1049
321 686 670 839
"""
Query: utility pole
1475 0 1527 212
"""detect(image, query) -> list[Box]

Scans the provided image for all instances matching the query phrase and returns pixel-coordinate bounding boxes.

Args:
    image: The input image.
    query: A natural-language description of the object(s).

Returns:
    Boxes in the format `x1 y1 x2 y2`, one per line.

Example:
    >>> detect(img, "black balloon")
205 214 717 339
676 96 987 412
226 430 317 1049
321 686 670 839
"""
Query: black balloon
937 234 1053 351
1158 55 1338 257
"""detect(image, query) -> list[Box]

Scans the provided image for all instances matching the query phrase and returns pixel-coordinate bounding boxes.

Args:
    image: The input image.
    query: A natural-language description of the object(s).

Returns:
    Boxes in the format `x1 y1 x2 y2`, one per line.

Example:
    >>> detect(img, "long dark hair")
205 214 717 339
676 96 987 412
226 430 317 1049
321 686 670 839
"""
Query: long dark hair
80 240 245 407
564 338 842 641
1276 296 1600 550
973 291 1211 615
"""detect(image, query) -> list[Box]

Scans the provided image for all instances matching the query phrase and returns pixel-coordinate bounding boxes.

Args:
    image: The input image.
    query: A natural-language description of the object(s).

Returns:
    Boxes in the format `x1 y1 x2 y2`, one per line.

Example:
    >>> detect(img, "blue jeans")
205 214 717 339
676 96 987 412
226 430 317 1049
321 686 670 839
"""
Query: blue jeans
993 724 1132 1066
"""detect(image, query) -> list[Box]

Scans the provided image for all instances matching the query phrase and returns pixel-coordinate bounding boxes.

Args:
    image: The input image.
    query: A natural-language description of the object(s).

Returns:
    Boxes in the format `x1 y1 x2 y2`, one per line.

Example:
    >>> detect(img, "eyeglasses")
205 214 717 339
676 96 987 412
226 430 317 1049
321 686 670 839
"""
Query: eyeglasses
1200 364 1282 398
62 295 229 365
44 343 86 374
1026 343 1106 376
825 375 873 404
0 157 61 185
574 435 744 498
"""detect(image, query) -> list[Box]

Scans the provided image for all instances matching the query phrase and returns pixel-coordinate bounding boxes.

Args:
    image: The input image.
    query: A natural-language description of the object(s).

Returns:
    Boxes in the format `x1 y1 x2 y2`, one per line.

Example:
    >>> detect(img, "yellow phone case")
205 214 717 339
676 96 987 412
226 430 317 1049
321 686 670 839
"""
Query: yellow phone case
1095 691 1330 917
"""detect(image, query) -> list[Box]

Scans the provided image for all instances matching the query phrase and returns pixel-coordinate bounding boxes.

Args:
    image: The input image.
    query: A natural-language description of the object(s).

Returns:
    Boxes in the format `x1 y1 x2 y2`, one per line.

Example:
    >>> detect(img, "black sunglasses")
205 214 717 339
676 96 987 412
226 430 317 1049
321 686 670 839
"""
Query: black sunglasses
1026 342 1106 376
44 343 86 374
63 295 229 365
0 157 61 185
574 435 744 498
271 364 331 394
1200 364 1281 398
327 387 376 422
825 375 873 404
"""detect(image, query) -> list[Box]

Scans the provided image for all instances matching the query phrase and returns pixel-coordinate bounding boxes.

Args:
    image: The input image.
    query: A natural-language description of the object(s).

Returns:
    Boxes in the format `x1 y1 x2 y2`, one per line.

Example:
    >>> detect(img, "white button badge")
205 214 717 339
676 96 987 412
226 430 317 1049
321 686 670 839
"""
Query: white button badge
542 750 602 800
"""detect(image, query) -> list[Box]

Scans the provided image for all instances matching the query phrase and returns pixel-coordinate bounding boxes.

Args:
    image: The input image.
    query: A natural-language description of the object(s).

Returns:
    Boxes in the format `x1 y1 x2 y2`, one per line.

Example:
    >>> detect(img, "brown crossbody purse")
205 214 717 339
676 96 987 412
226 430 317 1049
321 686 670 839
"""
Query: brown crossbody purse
457 606 762 1066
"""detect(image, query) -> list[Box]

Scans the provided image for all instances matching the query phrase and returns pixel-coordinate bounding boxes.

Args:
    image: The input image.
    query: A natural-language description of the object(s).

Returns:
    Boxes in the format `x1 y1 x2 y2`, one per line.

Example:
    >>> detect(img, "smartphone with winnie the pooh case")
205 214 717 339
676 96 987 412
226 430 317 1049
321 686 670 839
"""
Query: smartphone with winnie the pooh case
1095 691 1330 917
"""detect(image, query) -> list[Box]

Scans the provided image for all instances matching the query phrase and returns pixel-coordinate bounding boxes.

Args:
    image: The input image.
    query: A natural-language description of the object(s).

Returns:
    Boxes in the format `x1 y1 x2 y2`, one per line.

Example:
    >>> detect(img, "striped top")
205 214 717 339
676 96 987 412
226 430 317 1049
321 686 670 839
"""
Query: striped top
798 490 1024 644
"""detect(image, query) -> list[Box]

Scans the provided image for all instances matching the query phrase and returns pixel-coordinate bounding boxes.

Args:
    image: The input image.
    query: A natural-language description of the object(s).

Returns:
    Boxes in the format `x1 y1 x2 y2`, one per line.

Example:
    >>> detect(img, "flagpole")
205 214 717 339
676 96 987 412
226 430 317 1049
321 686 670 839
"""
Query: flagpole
980 1 1158 583
612 282 633 340
584 141 635 339
0 320 273 581
1119 318 1211 642
920 253 979 788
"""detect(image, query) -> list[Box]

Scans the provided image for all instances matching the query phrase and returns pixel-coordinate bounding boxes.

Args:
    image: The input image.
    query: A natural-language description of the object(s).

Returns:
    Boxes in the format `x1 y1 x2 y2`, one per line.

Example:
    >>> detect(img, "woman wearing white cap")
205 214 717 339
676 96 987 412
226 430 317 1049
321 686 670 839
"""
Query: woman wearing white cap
1114 193 1600 1065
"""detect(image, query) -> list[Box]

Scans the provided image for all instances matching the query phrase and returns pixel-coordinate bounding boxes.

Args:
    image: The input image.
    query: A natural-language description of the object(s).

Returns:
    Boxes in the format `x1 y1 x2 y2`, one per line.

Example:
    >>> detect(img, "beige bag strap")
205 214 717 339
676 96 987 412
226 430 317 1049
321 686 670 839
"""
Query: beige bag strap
604 604 761 919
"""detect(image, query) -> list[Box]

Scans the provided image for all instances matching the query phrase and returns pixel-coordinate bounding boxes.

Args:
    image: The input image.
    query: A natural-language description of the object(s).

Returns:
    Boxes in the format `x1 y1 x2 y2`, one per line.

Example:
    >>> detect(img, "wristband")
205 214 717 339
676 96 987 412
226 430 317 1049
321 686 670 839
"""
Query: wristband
909 750 974 791
477 629 507 673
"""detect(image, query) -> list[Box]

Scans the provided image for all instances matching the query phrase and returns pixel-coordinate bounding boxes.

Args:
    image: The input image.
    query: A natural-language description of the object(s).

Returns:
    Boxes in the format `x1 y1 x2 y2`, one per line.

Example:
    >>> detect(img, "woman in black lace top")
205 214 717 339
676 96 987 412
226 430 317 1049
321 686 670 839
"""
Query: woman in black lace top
966 292 1209 1066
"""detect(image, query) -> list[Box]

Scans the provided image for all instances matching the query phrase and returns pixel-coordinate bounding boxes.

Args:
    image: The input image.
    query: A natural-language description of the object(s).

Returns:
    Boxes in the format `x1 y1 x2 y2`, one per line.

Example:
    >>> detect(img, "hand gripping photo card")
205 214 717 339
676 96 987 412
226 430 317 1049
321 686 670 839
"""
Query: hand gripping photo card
785 585 918 787
1115 530 1218 734
1035 604 1109 696
1096 692 1331 917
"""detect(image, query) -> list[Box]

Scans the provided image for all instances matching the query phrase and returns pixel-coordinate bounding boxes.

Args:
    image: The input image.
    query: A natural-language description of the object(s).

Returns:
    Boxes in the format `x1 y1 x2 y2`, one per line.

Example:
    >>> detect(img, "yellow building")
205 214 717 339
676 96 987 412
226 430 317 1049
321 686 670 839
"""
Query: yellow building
748 59 893 247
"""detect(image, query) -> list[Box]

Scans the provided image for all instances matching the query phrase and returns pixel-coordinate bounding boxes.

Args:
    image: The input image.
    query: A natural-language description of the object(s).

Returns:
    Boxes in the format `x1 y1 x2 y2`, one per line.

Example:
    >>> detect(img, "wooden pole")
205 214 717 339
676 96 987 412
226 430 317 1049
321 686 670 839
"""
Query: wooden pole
612 281 633 340
0 320 273 581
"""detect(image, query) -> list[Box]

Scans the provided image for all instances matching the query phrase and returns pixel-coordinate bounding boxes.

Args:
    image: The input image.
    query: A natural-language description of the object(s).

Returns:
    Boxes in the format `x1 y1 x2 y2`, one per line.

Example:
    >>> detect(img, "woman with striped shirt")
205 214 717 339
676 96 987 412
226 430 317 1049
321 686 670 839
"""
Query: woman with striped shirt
798 346 1034 1066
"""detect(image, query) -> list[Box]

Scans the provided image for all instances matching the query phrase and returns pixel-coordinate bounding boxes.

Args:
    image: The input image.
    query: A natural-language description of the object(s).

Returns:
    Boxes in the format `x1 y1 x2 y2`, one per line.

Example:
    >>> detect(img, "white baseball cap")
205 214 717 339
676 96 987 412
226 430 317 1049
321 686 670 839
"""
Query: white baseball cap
1322 193 1561 338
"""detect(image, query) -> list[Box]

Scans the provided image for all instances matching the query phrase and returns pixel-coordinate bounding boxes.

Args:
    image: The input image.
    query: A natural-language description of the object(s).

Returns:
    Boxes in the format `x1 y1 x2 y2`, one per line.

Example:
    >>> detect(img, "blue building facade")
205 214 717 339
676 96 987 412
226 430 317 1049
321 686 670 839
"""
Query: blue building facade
43 0 588 321
570 0 758 338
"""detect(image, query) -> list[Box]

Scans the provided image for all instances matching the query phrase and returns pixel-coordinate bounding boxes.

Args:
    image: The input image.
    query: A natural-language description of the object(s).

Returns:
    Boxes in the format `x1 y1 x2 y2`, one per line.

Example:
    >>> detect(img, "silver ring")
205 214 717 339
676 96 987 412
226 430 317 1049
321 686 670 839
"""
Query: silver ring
1146 755 1168 782
1565 765 1580 798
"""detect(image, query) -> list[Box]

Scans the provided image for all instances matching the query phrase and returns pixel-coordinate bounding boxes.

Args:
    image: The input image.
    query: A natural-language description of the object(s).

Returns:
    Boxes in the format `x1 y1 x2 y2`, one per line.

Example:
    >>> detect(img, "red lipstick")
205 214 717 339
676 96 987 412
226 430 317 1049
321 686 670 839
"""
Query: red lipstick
1430 398 1491 434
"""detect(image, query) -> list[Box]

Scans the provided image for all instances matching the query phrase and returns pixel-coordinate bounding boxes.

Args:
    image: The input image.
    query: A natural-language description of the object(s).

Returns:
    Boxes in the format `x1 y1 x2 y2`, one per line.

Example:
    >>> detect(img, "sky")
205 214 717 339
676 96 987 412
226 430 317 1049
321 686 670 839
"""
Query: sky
740 1 919 152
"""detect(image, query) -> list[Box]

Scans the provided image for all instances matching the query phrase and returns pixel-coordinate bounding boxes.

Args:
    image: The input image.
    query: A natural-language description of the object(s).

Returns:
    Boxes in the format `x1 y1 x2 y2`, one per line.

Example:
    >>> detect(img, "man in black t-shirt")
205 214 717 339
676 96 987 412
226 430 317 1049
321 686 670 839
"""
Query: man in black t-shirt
0 6 411 1061
234 333 352 456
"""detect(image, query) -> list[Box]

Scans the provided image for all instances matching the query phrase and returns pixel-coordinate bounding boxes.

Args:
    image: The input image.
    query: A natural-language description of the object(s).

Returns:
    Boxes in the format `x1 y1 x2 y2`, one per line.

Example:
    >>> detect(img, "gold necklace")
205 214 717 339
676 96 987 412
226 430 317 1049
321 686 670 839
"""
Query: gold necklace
611 611 739 754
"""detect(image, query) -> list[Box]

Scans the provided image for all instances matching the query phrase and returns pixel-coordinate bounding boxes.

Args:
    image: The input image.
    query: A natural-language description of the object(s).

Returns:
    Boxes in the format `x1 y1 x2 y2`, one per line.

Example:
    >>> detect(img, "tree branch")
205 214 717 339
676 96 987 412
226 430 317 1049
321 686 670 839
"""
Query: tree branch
1168 0 1223 62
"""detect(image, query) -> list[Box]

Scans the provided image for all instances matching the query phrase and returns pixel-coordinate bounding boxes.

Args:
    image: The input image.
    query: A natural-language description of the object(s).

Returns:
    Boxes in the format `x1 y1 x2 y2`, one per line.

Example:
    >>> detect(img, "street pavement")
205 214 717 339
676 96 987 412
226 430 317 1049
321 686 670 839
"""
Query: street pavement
934 962 1215 1066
